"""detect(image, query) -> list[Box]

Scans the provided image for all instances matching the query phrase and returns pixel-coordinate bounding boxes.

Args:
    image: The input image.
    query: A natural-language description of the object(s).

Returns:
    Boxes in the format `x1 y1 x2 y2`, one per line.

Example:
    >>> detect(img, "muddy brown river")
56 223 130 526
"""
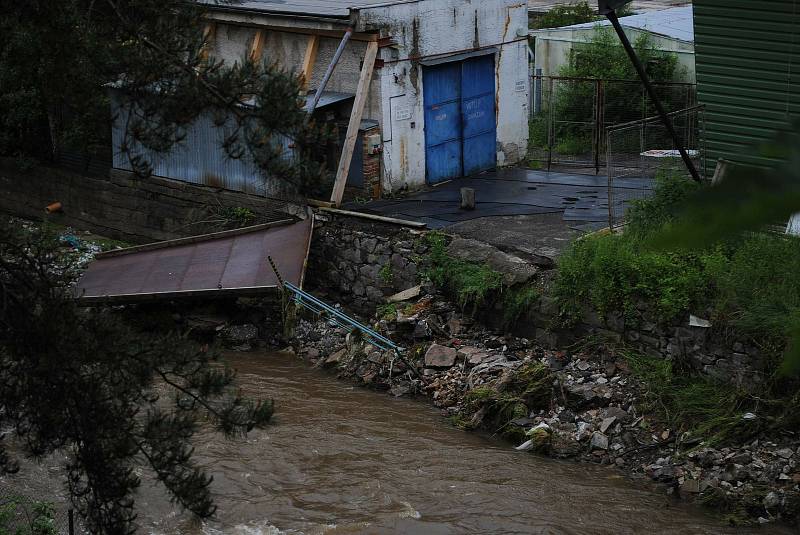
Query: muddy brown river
3 352 793 534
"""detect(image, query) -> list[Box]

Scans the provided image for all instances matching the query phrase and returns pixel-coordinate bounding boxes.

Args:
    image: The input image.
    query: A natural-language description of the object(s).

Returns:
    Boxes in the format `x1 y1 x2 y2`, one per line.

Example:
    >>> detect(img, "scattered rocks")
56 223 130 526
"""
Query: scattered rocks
290 289 800 527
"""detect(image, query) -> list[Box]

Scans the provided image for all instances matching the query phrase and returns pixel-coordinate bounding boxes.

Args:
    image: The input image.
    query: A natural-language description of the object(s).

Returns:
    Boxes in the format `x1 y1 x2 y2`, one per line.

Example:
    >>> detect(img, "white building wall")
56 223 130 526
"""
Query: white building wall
207 0 530 193
359 0 531 192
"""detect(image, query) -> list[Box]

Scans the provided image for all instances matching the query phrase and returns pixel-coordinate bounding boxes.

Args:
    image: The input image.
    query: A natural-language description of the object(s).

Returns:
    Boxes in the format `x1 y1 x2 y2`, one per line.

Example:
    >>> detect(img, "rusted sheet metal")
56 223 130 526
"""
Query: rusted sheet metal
75 217 313 304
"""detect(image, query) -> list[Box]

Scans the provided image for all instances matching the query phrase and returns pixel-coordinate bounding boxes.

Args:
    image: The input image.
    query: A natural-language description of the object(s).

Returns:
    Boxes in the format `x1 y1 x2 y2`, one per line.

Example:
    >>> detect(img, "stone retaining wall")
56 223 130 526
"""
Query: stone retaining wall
0 159 299 243
308 211 429 314
306 216 766 388
516 296 768 390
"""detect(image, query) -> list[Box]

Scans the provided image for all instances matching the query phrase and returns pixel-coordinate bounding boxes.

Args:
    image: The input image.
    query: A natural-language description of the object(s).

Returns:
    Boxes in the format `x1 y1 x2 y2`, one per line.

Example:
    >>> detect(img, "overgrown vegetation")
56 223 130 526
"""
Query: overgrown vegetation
0 220 274 534
462 363 554 440
554 169 800 372
422 233 540 329
0 496 57 535
530 1 633 30
530 28 684 155
376 302 398 320
622 351 752 444
501 285 540 328
423 232 504 313
531 1 595 29
378 264 394 285
220 206 256 228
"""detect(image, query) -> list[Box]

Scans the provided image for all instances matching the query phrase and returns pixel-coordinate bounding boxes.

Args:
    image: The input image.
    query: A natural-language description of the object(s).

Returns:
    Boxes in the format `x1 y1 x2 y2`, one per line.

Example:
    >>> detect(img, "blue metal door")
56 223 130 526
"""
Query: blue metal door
423 62 463 184
423 55 496 184
461 55 496 176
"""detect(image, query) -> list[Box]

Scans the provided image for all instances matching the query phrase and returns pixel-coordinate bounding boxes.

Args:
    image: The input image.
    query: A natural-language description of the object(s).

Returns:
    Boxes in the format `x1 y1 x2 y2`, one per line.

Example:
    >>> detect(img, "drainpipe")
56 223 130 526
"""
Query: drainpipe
603 9 701 182
307 27 353 115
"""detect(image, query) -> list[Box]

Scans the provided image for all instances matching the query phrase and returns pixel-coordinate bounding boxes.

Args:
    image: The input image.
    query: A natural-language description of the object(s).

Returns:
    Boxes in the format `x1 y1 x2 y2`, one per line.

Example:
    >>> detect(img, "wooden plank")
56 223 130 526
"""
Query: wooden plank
202 16 379 42
249 29 265 62
201 23 217 62
329 40 379 206
318 207 427 229
306 198 334 208
299 35 320 91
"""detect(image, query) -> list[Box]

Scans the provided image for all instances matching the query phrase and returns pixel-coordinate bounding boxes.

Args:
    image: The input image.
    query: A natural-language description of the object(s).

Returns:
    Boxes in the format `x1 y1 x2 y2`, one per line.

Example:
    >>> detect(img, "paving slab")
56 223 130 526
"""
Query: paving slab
344 168 652 263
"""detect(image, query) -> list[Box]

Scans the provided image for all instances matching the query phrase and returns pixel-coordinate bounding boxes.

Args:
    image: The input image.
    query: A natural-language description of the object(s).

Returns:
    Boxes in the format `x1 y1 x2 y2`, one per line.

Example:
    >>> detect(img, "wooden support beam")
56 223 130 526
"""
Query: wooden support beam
329 40 379 207
299 34 319 92
200 22 217 62
202 16 379 42
249 29 265 62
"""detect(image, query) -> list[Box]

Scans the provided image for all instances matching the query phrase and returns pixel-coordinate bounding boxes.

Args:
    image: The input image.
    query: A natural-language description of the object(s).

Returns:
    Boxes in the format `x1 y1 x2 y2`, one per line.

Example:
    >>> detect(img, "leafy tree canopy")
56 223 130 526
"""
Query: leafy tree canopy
531 1 634 30
560 28 679 82
0 221 274 534
0 1 329 194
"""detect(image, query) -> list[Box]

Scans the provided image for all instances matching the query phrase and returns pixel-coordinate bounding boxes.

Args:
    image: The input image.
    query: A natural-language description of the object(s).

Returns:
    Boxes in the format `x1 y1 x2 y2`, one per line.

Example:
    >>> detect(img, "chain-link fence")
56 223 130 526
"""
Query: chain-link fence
606 105 706 228
529 76 696 172
0 486 78 535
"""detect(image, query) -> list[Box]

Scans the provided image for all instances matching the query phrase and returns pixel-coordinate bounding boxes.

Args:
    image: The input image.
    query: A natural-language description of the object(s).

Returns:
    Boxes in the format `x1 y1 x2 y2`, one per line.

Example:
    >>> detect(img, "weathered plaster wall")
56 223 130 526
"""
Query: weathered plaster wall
360 0 531 192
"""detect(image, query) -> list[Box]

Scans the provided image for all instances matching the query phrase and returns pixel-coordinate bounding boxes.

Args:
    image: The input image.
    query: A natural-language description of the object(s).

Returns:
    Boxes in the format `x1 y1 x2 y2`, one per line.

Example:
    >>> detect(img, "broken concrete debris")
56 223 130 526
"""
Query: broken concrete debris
291 287 800 526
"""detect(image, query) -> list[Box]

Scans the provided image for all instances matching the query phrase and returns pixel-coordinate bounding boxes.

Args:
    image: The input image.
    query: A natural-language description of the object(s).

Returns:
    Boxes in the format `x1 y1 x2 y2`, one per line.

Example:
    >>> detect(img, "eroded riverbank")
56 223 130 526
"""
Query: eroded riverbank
3 351 791 534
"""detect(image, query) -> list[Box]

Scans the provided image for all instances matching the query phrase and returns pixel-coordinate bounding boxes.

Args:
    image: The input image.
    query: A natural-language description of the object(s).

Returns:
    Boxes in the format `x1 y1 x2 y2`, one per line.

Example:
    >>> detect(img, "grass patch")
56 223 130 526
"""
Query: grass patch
553 232 717 326
501 284 540 328
376 302 397 320
423 232 541 326
378 264 394 285
622 350 762 445
423 232 504 313
462 363 553 439
553 169 800 363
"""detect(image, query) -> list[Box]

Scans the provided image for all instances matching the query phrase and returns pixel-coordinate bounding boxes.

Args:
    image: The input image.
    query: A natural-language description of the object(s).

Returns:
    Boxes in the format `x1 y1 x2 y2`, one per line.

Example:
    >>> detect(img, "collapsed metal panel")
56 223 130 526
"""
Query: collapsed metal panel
74 217 313 303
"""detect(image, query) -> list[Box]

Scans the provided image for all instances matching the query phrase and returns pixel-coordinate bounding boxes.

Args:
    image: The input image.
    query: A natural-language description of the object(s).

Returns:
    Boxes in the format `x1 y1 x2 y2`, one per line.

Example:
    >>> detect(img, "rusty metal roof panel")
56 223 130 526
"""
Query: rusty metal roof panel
75 218 313 303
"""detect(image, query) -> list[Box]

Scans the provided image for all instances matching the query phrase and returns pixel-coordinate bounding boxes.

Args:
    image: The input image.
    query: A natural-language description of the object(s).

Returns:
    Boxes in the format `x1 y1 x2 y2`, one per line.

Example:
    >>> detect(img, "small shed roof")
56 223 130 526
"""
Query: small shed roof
201 0 415 19
74 218 313 303
542 5 694 43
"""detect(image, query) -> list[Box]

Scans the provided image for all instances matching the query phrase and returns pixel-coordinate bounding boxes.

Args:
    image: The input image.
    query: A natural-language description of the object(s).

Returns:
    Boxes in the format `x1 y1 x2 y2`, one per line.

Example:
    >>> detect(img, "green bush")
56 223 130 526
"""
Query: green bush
554 166 800 373
626 170 701 237
709 234 800 346
532 1 596 29
554 135 592 156
554 233 715 325
534 29 683 155
622 351 752 444
423 232 504 312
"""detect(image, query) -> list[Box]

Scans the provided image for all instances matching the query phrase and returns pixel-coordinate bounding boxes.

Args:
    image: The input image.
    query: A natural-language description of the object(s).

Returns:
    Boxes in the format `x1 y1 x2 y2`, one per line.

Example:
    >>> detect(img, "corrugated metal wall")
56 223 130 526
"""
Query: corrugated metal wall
693 0 799 170
111 90 293 197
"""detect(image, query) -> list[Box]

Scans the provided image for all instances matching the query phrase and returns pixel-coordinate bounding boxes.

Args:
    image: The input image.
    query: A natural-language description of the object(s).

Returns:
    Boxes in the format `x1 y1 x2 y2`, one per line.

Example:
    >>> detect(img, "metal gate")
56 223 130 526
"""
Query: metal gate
423 54 496 184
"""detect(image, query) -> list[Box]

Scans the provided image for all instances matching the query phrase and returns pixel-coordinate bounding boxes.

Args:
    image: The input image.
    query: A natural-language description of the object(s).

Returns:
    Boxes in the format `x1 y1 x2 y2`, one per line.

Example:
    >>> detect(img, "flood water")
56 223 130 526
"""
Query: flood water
4 352 792 534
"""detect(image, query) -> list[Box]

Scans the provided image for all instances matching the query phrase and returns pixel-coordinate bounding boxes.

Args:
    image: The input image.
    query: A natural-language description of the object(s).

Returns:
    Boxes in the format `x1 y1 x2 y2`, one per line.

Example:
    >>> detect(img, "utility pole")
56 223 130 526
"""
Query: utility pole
598 0 701 182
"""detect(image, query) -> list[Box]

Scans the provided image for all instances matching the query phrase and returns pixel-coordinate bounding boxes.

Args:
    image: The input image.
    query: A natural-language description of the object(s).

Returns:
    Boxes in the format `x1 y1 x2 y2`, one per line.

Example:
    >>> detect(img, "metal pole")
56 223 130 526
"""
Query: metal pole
594 79 602 175
605 10 701 182
307 27 353 115
68 509 75 535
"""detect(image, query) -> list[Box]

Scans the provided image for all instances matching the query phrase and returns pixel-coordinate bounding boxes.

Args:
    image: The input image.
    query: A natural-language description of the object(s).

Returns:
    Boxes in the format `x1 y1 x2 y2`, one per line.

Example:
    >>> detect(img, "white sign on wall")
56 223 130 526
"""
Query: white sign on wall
514 80 526 92
394 107 411 121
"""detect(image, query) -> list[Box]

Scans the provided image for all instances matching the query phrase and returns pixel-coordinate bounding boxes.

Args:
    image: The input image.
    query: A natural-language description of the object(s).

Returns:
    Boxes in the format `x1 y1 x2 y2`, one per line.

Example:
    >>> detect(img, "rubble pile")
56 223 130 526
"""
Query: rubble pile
293 289 800 526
